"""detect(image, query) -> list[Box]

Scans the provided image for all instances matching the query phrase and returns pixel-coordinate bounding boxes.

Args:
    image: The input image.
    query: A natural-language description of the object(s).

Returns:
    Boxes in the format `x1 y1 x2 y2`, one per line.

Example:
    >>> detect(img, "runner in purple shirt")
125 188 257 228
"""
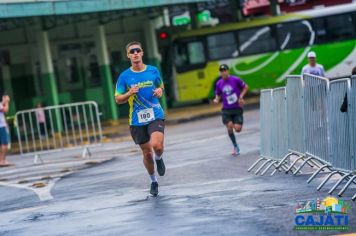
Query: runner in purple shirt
213 64 248 156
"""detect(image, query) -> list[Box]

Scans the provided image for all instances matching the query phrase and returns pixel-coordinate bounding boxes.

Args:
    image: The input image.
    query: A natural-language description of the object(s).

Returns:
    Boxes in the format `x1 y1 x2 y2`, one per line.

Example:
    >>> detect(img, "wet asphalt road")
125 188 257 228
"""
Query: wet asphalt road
0 109 355 236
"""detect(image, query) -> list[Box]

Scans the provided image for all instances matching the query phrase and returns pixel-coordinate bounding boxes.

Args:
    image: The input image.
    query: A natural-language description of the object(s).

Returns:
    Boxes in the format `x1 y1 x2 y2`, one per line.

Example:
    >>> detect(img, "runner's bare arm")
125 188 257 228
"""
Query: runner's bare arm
115 86 139 104
238 84 249 106
213 95 221 104
239 84 249 99
153 86 164 98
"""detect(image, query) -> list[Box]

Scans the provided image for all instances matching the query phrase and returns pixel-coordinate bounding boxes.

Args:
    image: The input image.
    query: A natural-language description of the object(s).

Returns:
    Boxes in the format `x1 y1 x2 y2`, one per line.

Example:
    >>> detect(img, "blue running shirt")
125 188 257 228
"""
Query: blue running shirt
115 65 165 126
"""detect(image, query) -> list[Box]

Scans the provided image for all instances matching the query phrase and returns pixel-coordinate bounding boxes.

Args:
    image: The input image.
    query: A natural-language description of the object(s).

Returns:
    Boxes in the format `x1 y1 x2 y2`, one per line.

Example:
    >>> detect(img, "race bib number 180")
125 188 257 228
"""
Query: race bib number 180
137 108 155 123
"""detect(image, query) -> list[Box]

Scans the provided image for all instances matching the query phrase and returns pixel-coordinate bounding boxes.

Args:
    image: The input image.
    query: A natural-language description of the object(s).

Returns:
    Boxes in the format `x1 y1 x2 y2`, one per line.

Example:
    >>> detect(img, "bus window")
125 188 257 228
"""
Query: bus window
174 40 206 73
325 14 354 42
238 26 276 56
207 32 238 60
353 12 356 35
276 20 313 50
175 44 189 67
188 42 205 64
313 18 328 44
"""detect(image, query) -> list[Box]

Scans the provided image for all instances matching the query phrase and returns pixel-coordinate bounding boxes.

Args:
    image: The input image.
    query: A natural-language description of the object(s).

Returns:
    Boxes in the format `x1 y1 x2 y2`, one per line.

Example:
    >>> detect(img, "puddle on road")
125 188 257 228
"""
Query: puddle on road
262 189 279 192
24 211 71 222
85 161 99 165
32 182 47 188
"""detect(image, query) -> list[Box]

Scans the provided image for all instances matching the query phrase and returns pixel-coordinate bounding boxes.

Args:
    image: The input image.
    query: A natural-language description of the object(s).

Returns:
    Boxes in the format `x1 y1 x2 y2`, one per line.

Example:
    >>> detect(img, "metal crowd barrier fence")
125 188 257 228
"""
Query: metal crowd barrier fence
350 76 356 201
260 89 273 159
15 101 103 163
292 75 356 200
328 79 351 169
287 74 351 193
248 87 293 175
273 75 314 176
286 76 306 155
299 76 355 197
323 78 353 195
248 89 272 173
303 74 331 165
330 75 356 200
251 73 356 200
283 74 333 181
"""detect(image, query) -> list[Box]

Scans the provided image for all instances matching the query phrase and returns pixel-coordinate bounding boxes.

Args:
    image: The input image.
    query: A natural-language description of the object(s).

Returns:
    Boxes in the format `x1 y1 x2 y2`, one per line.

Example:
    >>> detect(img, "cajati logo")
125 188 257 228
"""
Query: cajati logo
294 196 351 231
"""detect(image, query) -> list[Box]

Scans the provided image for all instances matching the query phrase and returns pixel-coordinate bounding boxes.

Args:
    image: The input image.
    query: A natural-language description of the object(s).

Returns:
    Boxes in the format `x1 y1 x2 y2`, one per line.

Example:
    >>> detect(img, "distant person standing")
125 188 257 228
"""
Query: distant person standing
213 64 248 156
340 66 356 112
0 94 11 167
35 102 46 138
302 51 325 77
115 41 166 197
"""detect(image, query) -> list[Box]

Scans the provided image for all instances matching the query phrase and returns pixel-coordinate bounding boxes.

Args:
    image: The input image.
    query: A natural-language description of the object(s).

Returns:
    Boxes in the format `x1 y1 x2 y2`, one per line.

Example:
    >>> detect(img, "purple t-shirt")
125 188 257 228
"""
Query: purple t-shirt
215 75 246 109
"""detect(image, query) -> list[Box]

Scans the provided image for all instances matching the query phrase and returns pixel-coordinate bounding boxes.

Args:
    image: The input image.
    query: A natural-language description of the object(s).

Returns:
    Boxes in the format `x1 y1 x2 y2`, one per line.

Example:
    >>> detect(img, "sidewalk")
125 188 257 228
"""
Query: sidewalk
101 96 260 141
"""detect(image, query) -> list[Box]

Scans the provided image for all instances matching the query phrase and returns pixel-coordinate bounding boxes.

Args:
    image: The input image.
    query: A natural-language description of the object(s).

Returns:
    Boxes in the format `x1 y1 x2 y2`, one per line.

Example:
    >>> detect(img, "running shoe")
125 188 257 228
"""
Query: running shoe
155 158 166 176
232 145 240 156
150 181 159 196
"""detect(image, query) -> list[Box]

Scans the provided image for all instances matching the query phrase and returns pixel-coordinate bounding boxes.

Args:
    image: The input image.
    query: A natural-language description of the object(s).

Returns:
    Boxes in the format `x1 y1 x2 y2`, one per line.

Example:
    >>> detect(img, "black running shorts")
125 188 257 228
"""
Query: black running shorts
130 119 165 145
221 108 243 125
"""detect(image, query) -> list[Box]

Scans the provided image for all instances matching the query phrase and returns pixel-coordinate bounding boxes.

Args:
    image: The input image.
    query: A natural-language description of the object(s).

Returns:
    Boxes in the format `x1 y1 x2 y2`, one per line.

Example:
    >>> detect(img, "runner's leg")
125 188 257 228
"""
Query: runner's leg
149 120 166 176
151 132 164 157
139 142 155 177
226 121 237 147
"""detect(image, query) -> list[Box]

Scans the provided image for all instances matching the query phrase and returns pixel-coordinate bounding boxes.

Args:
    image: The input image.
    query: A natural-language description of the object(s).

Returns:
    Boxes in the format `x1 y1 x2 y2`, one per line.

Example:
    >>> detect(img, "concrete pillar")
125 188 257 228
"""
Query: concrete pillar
163 7 171 27
143 18 168 111
94 25 118 121
37 31 59 106
189 4 199 29
230 0 243 22
1 66 15 116
37 30 62 131
270 0 280 16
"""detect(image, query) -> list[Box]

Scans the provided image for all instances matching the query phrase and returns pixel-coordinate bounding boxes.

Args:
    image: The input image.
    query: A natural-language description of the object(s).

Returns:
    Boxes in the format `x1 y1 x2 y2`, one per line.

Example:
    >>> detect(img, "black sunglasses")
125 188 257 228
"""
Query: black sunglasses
129 48 142 54
219 69 227 72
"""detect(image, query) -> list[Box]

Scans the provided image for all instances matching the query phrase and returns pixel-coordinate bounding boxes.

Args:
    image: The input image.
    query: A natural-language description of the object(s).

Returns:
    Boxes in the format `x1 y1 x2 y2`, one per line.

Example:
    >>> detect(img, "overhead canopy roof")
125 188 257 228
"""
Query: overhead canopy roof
0 0 209 19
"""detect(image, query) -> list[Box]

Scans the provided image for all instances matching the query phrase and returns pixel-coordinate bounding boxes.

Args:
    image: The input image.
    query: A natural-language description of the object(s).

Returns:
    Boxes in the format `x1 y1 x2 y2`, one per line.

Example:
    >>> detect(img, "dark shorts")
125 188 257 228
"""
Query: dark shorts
39 123 46 136
130 119 165 145
221 108 244 125
0 127 9 145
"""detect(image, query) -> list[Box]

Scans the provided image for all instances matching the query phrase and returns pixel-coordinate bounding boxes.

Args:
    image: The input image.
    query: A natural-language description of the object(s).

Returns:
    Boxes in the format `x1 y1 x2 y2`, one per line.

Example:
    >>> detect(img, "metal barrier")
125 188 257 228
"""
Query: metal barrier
311 78 355 195
273 75 311 175
332 76 356 200
303 74 330 164
286 75 306 154
15 101 103 163
284 74 331 180
328 79 351 171
351 76 356 201
325 78 353 195
253 73 356 200
248 89 273 173
248 88 293 175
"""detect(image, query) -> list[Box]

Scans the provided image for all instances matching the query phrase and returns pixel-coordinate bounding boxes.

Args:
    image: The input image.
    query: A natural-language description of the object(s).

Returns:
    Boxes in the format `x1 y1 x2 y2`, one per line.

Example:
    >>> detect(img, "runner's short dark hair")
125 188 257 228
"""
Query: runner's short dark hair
125 41 143 51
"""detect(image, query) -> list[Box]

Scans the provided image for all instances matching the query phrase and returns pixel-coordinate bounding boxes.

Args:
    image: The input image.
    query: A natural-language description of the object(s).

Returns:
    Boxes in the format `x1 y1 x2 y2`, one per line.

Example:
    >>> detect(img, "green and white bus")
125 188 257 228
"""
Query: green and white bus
162 3 356 103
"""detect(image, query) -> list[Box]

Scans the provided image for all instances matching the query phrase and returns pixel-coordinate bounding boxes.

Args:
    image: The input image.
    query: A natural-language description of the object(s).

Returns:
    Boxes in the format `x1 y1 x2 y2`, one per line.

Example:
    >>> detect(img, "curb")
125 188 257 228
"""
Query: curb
166 100 259 125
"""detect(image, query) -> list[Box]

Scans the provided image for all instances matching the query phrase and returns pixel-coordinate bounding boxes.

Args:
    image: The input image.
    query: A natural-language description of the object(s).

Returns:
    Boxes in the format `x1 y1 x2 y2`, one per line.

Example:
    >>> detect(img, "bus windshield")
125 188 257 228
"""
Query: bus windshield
174 40 206 72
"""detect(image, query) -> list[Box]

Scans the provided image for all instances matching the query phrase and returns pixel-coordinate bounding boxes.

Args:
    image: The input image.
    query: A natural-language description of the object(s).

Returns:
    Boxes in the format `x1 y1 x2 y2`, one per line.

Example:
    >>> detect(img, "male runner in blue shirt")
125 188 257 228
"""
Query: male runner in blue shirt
115 41 165 196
